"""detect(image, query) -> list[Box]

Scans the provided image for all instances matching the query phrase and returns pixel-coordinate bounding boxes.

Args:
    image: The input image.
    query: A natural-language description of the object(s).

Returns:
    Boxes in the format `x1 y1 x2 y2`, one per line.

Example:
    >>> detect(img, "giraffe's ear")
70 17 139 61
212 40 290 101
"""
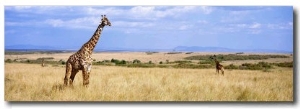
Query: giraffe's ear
104 15 106 17
101 15 104 17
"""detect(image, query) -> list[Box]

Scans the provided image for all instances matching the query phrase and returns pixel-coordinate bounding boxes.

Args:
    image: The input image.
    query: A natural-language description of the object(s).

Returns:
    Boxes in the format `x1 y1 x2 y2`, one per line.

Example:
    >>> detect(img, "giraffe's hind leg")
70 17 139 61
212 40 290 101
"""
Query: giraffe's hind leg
221 67 225 76
70 69 79 86
64 62 72 86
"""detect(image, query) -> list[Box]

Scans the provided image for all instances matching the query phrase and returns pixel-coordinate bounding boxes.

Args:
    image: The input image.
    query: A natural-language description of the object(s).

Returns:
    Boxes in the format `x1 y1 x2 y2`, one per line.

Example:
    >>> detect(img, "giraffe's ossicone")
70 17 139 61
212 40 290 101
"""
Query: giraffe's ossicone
64 15 111 87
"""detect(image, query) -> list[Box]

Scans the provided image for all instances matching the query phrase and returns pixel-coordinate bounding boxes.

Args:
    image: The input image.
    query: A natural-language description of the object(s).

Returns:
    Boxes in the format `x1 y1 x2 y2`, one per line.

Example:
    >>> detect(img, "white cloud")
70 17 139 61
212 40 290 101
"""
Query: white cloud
83 6 198 20
288 22 293 26
267 22 293 29
236 24 247 28
44 17 101 29
197 20 208 24
6 6 71 14
45 19 64 27
130 6 155 16
249 29 261 34
220 16 242 23
249 22 261 29
179 25 191 30
201 6 213 14
14 6 33 10
114 21 155 28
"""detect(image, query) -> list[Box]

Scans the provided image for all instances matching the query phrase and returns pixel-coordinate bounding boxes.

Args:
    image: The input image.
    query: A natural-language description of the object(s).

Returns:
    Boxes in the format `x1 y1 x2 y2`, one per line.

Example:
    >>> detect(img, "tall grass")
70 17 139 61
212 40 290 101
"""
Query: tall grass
5 63 293 101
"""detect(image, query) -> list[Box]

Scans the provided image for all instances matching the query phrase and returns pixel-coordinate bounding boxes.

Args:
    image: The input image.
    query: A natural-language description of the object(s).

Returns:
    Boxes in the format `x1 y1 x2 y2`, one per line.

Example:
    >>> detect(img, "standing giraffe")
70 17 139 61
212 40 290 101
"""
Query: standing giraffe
64 15 111 87
212 55 225 75
41 58 45 67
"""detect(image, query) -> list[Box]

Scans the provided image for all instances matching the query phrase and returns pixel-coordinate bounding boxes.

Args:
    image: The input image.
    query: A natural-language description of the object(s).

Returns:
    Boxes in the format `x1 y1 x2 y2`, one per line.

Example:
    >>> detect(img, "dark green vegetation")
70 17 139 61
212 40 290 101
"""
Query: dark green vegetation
5 57 65 67
5 58 293 73
5 53 292 71
185 54 289 61
5 50 70 55
183 54 292 71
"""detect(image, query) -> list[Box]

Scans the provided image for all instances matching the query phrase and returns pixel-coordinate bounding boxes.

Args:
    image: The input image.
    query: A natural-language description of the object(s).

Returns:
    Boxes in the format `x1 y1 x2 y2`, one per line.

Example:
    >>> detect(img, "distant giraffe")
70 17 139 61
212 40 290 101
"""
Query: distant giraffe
41 58 45 67
64 15 111 87
212 55 224 75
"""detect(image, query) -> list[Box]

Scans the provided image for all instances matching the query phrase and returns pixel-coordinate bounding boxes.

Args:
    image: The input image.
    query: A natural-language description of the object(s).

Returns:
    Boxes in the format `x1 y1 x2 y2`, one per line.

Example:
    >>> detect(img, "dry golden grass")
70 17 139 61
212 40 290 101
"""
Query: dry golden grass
5 63 293 101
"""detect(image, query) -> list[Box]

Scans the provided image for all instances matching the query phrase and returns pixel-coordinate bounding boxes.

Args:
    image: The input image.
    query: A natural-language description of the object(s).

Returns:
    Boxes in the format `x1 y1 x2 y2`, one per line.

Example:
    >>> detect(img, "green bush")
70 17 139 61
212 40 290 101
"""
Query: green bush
37 57 54 60
61 61 66 65
185 54 289 61
133 59 141 64
224 64 239 69
239 62 272 70
198 60 213 64
127 63 155 68
157 65 168 68
174 63 212 69
111 58 126 65
119 60 127 65
174 60 192 64
159 61 163 64
5 59 13 63
272 62 293 68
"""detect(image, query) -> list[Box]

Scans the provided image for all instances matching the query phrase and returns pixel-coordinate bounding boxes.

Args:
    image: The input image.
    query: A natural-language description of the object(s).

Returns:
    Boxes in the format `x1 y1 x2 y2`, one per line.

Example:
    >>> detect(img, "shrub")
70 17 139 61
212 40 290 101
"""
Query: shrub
174 60 192 64
111 58 126 65
258 62 271 69
167 52 182 54
5 59 13 63
185 54 289 61
174 63 212 69
61 61 66 65
198 60 213 64
119 60 127 65
37 57 54 60
272 62 293 68
159 61 163 64
127 63 155 68
224 64 239 69
111 58 118 63
133 59 141 64
157 65 168 68
239 62 272 70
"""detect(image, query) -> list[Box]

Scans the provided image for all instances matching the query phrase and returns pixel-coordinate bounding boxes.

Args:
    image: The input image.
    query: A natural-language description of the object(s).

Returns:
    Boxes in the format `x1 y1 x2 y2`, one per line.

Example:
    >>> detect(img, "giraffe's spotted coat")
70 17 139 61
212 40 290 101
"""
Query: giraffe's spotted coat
64 15 111 86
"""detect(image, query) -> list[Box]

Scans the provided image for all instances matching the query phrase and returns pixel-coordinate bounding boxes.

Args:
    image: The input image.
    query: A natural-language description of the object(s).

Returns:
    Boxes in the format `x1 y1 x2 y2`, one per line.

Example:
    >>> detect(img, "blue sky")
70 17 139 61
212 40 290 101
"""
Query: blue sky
4 6 293 51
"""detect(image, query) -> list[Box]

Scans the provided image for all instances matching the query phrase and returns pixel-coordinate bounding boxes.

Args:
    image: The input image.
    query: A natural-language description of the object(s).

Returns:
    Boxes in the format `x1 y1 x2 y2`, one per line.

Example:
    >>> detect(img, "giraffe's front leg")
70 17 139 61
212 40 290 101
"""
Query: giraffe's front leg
82 63 92 87
82 71 90 87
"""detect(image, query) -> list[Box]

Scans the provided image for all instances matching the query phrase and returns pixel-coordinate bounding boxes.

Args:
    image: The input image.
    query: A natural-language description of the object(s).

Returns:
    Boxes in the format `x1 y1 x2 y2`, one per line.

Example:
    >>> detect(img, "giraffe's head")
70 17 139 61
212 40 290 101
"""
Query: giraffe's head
210 55 218 62
101 15 111 26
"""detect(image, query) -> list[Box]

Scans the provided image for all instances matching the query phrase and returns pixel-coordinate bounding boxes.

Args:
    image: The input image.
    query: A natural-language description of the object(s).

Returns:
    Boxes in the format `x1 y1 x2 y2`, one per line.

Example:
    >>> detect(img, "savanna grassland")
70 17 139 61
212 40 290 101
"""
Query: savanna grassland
4 52 293 101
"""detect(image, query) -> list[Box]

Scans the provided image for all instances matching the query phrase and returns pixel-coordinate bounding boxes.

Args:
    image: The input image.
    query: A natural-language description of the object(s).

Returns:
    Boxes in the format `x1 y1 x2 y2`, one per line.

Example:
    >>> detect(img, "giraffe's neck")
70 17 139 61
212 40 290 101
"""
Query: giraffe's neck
78 24 105 56
215 60 219 64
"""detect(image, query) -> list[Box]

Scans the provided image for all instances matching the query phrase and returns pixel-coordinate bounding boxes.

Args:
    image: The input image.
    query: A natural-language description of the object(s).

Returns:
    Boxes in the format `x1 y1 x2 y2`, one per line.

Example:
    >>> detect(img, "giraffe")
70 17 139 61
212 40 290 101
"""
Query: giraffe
64 15 111 87
41 58 45 67
212 55 225 75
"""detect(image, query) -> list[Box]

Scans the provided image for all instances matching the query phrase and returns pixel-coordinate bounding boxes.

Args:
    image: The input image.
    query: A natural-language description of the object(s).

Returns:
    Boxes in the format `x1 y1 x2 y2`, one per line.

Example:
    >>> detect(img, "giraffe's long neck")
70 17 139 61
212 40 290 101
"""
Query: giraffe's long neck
215 59 220 65
78 24 105 55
